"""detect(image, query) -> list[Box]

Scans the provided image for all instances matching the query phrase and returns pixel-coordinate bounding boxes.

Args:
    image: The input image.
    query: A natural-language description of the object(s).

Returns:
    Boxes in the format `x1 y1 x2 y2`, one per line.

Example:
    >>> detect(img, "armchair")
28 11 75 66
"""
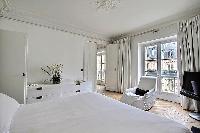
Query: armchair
120 76 157 110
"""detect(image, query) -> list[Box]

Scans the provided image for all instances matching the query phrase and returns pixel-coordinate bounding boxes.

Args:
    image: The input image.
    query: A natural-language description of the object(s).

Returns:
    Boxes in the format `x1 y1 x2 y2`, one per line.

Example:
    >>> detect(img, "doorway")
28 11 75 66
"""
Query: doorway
96 49 106 85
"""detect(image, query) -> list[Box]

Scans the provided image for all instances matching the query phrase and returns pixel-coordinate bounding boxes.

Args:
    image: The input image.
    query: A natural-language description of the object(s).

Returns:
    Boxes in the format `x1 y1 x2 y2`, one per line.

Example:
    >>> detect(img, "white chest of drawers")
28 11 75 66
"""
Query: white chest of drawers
26 84 61 104
26 82 92 104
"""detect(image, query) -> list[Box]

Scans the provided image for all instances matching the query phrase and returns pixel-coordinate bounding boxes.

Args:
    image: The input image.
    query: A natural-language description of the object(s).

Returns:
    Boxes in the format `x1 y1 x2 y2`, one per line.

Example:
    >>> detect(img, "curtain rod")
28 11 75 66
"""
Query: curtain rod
111 20 179 42
111 28 159 42
131 28 159 37
0 15 108 42
88 40 108 45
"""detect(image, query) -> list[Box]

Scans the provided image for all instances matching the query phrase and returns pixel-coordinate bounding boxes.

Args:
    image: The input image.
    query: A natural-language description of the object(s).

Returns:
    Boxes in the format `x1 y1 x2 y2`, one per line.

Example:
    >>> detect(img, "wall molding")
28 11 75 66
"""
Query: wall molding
1 5 109 43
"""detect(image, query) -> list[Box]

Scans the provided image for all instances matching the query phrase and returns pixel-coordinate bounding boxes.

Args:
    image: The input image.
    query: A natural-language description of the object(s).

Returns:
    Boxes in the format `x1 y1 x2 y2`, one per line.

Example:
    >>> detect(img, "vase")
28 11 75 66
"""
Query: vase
76 82 80 85
52 76 61 84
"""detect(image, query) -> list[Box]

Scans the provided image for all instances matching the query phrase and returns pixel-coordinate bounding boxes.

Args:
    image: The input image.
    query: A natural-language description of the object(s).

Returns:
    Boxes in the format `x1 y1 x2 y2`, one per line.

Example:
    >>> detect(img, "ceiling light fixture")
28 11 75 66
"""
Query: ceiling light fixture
0 0 9 16
95 0 120 10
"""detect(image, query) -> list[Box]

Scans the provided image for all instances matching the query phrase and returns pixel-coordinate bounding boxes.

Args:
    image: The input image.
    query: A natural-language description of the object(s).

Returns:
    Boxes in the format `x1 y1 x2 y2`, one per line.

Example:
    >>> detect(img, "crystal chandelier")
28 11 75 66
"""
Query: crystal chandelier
0 0 9 16
95 0 120 10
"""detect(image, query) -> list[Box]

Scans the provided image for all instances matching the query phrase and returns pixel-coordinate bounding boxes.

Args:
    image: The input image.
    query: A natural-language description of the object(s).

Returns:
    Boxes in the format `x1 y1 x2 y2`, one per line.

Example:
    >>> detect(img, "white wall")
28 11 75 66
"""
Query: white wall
131 23 178 86
0 19 86 84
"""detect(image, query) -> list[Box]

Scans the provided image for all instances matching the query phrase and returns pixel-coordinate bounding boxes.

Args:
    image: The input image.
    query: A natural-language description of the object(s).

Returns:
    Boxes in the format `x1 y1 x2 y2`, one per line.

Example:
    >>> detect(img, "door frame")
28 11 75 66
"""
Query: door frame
24 34 28 104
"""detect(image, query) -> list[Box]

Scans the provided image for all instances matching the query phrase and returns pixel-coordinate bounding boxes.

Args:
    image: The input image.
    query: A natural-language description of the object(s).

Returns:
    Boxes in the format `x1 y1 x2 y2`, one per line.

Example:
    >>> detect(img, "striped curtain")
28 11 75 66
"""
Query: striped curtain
178 15 200 111
114 37 132 93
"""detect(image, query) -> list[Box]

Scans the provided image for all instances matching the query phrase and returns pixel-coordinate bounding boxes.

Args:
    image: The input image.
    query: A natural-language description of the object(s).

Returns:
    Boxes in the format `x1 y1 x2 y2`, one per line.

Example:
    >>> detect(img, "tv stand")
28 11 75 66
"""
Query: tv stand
189 112 200 121
180 90 200 121
180 90 200 101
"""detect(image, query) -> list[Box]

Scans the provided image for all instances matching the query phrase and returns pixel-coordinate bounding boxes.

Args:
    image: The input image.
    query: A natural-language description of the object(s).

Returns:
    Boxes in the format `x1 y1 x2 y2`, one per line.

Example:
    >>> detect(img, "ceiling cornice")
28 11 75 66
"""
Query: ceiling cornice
3 5 109 42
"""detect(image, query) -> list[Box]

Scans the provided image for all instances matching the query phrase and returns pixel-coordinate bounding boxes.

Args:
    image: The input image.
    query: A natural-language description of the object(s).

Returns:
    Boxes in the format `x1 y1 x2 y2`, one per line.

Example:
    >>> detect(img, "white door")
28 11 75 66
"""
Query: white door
0 29 27 104
106 44 119 92
83 42 97 92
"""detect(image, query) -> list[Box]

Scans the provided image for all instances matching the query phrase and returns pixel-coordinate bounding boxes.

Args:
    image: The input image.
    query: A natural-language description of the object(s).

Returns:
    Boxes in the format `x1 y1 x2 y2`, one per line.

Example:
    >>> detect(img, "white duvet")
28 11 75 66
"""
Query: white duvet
10 93 190 133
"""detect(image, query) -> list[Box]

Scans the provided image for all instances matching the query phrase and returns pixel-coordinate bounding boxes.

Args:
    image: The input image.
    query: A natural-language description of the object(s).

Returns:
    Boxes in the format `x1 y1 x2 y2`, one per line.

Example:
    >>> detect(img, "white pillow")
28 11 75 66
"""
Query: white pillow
0 93 20 133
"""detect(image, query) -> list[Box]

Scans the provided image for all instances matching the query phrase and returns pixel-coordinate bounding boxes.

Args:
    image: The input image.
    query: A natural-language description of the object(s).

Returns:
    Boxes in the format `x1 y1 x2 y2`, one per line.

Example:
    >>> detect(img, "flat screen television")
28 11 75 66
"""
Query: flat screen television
180 71 200 120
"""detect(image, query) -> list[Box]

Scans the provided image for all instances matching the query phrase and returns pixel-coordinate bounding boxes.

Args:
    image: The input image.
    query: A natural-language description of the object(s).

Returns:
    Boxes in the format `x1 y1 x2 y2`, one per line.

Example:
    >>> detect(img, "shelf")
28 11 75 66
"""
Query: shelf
145 70 157 72
145 59 157 61
161 58 177 60
161 58 176 60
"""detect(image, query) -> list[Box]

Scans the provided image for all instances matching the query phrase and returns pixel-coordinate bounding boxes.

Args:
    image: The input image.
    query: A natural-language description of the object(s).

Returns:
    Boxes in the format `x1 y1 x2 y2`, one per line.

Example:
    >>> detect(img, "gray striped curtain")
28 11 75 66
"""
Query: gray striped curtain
114 37 132 93
178 15 200 111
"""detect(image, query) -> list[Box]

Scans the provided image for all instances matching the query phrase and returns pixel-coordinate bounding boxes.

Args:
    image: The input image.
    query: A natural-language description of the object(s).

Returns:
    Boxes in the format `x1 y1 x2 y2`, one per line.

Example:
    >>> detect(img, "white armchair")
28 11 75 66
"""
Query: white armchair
120 76 157 111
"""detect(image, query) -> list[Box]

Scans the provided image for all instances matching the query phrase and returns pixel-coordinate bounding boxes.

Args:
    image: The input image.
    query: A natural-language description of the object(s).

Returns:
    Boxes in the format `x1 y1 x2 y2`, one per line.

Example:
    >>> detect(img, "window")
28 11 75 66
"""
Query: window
142 36 180 102
97 50 106 84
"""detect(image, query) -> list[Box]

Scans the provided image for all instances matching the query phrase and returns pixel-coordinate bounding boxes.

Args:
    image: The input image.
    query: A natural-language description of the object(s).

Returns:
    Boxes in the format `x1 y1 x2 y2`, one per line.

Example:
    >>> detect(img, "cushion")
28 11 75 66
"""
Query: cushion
135 88 149 96
0 93 20 133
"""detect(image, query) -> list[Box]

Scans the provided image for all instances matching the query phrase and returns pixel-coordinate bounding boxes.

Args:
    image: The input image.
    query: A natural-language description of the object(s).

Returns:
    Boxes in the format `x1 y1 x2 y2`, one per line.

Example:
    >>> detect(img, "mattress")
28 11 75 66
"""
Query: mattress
10 93 190 133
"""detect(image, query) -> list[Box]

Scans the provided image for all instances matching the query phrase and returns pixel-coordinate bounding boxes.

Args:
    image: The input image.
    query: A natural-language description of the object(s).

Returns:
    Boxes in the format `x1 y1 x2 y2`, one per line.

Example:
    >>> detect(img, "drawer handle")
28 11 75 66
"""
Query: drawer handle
36 87 42 90
36 96 43 99
76 90 80 93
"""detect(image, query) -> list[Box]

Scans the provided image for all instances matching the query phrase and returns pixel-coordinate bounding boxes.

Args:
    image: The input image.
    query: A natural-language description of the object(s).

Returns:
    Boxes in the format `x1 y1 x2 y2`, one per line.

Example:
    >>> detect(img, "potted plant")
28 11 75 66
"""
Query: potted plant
41 64 63 84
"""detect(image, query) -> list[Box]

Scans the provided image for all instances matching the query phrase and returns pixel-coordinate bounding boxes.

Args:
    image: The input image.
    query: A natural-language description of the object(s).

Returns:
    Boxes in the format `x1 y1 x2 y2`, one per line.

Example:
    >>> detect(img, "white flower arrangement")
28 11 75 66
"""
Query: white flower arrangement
41 64 63 84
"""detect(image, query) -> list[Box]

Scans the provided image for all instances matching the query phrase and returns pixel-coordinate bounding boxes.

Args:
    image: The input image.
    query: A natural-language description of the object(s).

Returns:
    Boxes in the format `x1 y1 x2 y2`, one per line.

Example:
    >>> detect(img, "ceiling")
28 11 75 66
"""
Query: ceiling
8 0 200 38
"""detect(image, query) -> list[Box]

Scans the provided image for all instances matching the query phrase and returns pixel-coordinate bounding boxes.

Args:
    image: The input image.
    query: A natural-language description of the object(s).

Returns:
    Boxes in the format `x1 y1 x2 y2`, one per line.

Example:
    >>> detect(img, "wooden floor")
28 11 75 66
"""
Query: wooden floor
96 85 200 130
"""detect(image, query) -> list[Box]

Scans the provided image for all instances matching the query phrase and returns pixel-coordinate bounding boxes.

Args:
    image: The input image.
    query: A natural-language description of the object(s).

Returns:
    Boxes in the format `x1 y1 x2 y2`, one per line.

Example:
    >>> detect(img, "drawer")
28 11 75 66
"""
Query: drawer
27 88 61 98
26 84 62 104
26 94 60 104
26 91 61 104
26 95 47 104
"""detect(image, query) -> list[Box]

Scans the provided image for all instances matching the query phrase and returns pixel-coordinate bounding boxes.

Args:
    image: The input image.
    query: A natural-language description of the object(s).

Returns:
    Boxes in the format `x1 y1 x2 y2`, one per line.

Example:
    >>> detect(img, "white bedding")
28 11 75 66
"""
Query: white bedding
10 93 190 133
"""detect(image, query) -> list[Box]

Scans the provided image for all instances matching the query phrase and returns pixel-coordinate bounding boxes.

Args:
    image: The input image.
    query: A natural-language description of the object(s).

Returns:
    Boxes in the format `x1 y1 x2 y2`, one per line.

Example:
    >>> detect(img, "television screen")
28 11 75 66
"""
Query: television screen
182 71 200 93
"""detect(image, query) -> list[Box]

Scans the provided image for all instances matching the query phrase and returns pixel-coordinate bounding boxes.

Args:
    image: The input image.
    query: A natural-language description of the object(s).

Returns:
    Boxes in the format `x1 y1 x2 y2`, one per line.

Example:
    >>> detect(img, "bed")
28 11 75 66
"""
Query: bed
0 92 190 133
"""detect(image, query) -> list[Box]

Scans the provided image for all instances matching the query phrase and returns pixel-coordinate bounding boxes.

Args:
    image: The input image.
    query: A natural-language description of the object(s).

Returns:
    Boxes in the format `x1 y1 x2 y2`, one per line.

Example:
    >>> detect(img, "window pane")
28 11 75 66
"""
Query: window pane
102 64 106 81
97 55 101 65
145 45 157 76
97 55 101 80
161 77 178 94
161 42 177 77
102 54 106 63
96 53 106 83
